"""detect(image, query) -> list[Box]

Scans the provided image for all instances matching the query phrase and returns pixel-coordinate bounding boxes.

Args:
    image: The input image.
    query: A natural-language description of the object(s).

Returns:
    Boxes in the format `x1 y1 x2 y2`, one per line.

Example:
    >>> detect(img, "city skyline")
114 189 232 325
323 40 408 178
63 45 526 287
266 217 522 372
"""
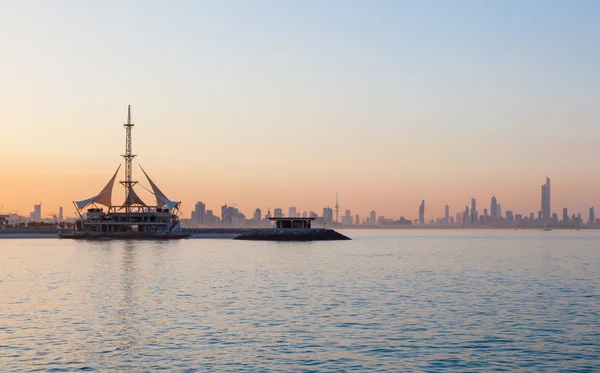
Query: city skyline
1 1 600 219
3 175 600 224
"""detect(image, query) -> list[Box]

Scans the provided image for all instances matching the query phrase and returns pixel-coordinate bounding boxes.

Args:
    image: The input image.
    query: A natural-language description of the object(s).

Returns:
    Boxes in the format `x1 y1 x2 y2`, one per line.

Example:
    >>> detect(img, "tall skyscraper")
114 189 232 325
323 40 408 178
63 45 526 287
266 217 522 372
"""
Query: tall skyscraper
370 210 377 226
194 201 206 223
418 200 425 225
322 207 333 223
589 207 595 226
335 191 339 223
541 177 551 224
490 195 497 221
497 204 502 219
253 208 262 222
343 210 352 225
58 206 63 222
288 207 297 218
470 198 477 224
444 204 449 224
274 208 283 218
562 207 568 225
355 214 360 225
33 204 41 222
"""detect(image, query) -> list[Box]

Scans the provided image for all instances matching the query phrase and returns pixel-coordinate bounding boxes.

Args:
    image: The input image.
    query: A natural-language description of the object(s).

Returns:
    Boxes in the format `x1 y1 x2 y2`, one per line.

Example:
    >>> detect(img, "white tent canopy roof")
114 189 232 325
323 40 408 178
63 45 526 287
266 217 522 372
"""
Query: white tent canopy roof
74 166 121 210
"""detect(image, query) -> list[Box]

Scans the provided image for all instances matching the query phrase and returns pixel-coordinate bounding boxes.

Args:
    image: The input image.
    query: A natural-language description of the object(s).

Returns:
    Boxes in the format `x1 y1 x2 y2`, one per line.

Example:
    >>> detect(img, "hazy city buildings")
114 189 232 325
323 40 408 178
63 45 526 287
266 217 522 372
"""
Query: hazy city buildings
288 207 297 218
418 200 425 225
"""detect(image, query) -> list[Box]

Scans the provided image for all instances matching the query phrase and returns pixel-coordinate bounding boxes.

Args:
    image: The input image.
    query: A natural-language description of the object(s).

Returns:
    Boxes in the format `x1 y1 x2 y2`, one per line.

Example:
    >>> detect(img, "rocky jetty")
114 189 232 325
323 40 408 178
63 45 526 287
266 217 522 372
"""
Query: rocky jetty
234 228 351 241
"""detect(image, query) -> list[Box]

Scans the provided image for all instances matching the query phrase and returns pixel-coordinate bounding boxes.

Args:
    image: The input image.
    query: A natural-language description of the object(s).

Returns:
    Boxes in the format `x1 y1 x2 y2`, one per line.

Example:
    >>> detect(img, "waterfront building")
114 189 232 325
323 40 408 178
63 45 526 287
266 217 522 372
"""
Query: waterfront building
370 210 377 226
588 207 595 226
269 217 316 229
419 200 425 225
562 208 569 225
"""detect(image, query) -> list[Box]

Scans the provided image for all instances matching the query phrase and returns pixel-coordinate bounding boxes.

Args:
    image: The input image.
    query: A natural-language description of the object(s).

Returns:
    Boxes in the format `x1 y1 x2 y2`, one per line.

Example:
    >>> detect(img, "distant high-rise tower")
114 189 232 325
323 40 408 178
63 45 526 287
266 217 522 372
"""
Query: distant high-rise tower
562 207 569 225
418 200 425 225
490 195 497 221
471 198 477 224
541 177 551 224
322 207 333 223
335 190 339 224
289 207 297 218
589 207 595 226
370 210 377 226
58 206 63 222
444 205 449 224
194 201 206 223
274 208 283 218
253 208 262 222
33 204 42 222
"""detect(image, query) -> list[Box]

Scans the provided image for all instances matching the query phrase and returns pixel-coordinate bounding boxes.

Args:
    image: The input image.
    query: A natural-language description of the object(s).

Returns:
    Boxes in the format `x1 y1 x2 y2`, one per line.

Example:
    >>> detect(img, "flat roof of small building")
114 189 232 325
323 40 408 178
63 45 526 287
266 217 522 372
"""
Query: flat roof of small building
268 217 316 221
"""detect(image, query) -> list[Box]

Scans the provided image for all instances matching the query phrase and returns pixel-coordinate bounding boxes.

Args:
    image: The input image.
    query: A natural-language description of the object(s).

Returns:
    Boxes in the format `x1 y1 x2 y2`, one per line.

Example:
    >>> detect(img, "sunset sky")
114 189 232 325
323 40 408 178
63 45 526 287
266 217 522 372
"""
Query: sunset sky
1 1 599 220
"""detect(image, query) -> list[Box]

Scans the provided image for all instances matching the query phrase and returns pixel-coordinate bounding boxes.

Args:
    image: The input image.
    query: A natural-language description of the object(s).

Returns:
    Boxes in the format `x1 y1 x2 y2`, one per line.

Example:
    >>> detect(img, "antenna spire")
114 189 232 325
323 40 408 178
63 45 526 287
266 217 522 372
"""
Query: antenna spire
121 105 137 210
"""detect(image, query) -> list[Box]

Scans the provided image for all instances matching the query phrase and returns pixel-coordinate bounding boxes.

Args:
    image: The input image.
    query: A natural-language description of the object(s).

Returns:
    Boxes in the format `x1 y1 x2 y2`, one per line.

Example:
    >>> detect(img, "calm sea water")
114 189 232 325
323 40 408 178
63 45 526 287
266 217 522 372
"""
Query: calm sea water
1 230 599 372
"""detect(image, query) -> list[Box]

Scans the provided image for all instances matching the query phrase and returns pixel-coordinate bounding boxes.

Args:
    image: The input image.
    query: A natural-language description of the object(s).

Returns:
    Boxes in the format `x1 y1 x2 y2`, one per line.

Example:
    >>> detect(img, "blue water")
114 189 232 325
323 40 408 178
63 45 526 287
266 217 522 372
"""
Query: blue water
1 230 599 372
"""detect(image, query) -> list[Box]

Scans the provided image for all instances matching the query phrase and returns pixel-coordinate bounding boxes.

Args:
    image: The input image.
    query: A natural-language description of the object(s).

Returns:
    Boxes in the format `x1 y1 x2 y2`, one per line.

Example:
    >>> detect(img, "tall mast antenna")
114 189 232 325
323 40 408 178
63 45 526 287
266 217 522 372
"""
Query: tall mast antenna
121 105 137 210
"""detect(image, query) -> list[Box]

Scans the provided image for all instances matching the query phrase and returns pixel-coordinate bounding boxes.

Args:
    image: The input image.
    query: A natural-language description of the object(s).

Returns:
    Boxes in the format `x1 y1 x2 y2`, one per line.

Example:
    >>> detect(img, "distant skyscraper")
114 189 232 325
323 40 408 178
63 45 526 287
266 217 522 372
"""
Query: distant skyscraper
322 207 333 224
355 214 360 225
289 207 297 218
274 208 283 218
490 195 497 221
562 208 569 225
589 207 595 226
33 204 41 222
335 191 339 223
418 200 425 224
343 210 352 225
370 210 377 226
470 198 477 224
309 211 318 218
58 206 63 222
253 208 262 222
541 177 551 224
194 201 206 223
497 204 502 219
444 205 449 224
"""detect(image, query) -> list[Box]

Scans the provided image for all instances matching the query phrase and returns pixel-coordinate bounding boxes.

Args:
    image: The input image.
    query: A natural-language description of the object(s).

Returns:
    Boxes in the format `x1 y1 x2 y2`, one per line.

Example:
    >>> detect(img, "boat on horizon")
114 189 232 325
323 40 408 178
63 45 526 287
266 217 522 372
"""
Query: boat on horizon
58 106 190 240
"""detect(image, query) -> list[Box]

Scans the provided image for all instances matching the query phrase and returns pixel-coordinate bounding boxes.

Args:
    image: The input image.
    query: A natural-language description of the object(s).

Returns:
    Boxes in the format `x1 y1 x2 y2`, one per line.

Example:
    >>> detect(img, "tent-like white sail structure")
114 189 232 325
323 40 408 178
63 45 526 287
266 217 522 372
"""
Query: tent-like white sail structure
74 166 121 210
139 165 180 210
122 187 147 207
